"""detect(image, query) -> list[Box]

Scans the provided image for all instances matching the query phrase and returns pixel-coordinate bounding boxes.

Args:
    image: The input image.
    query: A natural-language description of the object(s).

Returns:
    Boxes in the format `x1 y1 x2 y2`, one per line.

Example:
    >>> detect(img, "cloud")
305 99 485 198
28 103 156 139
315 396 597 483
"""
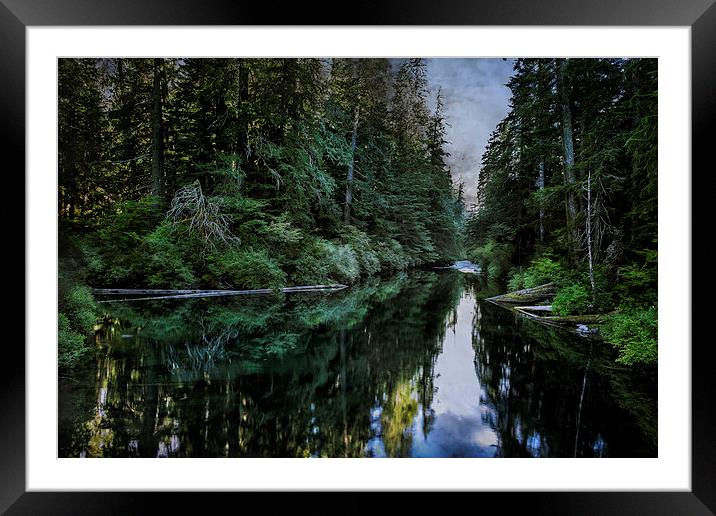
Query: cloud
424 59 515 207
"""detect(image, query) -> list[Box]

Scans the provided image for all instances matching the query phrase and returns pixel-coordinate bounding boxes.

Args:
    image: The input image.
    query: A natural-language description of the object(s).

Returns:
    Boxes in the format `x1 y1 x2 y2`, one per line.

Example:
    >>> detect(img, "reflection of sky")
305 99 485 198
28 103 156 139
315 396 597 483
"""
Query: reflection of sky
366 289 500 458
432 292 482 418
411 290 498 457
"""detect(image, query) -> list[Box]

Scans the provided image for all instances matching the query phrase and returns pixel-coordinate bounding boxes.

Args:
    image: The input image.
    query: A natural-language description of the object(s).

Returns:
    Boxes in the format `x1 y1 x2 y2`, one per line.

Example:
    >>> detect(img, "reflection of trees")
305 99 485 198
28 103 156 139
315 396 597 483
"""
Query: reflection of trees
380 379 419 457
58 272 655 458
59 271 464 457
472 298 656 457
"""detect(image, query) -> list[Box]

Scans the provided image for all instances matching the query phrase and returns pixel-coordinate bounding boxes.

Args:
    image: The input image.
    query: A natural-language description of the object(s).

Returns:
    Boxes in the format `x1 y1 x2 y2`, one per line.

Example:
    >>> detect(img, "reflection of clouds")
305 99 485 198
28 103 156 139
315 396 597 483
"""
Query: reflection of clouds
432 292 481 417
407 289 499 457
424 58 514 207
411 413 497 458
473 426 498 448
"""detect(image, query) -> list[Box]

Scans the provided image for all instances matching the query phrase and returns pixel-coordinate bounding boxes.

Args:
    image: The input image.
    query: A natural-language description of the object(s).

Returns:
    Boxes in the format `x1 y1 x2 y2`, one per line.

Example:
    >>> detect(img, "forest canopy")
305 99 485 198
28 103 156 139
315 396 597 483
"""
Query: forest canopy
58 57 657 369
58 58 464 291
465 58 658 365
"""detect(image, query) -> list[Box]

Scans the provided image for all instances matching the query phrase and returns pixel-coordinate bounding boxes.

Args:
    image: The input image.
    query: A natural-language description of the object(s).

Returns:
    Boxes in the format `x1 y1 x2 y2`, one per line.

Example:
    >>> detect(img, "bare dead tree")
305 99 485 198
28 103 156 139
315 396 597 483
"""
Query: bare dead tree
581 168 616 302
344 105 360 225
585 168 596 294
166 180 240 252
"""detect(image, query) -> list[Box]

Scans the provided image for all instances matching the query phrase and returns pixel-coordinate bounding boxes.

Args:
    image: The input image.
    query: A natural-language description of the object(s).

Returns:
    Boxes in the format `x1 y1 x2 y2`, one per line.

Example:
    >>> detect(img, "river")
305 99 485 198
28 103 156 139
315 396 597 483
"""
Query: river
58 270 657 458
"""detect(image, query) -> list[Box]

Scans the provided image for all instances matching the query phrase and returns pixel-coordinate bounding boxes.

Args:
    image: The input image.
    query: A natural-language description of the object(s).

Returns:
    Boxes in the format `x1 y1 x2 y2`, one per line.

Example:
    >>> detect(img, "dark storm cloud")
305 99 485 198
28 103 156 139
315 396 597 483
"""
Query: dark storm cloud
424 58 515 207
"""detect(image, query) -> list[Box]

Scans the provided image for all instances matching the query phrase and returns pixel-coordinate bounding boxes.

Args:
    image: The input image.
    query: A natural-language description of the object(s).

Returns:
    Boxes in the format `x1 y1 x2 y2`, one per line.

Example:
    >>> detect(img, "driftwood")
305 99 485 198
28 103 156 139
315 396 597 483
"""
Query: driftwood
541 314 607 324
512 305 603 328
96 284 348 303
96 288 227 295
487 284 608 334
485 283 557 304
514 305 553 316
515 305 553 312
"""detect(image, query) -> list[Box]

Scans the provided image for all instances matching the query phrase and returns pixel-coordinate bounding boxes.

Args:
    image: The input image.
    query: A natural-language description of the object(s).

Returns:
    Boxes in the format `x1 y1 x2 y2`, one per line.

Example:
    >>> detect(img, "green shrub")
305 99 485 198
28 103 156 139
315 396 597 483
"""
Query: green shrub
374 238 410 271
79 198 162 286
76 237 105 279
468 239 512 280
207 247 286 289
142 222 196 288
234 206 303 256
508 256 563 291
290 237 332 284
601 306 657 366
507 268 525 291
324 241 361 284
341 227 381 276
58 284 100 370
523 256 564 288
552 283 592 315
64 285 99 333
614 250 657 306
290 236 370 285
58 313 90 370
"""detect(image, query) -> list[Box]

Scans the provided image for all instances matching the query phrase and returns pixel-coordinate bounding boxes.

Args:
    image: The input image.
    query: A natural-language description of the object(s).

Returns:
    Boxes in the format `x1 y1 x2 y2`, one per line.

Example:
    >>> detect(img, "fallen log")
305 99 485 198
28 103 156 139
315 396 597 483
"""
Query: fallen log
541 314 607 324
485 283 556 304
96 284 348 303
94 285 346 295
510 307 609 335
488 290 610 335
513 305 553 319
515 305 553 312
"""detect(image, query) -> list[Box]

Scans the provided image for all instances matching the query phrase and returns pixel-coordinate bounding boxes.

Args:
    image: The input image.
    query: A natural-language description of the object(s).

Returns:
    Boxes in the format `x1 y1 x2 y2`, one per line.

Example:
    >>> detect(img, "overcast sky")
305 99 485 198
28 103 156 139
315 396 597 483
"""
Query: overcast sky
423 58 515 207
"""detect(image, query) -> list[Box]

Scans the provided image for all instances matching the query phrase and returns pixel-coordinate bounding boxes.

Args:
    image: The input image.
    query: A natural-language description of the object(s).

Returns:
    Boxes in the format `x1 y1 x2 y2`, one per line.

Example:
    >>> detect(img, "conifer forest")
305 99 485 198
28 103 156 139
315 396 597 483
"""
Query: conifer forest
58 58 658 458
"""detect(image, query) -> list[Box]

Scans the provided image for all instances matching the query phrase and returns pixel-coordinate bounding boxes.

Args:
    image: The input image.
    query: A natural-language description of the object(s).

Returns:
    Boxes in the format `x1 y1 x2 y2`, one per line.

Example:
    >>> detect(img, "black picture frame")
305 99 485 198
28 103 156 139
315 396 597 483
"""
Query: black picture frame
3 0 712 513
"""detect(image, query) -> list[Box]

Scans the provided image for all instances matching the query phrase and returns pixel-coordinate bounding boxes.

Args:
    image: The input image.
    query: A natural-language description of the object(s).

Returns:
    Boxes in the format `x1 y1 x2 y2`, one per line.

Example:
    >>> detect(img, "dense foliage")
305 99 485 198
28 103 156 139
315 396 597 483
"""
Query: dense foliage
465 59 657 366
58 282 99 370
58 58 464 369
59 58 463 290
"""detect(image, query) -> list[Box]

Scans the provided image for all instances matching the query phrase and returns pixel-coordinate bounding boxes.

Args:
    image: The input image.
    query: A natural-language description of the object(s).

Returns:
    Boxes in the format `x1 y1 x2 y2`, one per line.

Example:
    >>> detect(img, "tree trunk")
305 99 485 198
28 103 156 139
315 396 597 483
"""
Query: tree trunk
537 150 545 243
586 168 596 295
68 187 76 220
556 59 580 260
64 128 77 220
58 187 64 219
162 65 175 203
238 61 249 159
151 58 164 203
343 107 360 225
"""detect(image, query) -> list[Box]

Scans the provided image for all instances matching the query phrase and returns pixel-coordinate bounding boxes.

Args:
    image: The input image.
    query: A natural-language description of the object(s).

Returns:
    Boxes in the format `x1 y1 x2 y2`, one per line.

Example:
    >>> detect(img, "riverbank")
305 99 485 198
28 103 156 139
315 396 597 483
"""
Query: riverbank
484 276 656 367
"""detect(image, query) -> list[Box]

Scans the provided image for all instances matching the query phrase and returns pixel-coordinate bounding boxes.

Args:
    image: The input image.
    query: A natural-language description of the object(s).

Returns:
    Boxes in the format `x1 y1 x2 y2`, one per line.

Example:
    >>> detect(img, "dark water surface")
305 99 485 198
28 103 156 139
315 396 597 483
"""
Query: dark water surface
59 272 657 458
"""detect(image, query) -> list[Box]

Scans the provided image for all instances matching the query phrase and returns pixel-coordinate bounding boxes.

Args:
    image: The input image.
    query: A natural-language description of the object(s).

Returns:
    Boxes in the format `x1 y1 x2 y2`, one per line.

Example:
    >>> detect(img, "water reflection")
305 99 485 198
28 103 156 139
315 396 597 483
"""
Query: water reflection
59 272 656 458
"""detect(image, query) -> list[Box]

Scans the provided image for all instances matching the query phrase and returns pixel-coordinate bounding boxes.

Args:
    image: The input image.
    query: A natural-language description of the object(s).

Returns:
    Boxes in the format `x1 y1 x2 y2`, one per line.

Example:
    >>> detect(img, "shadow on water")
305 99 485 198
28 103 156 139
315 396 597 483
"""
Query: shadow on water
58 271 656 458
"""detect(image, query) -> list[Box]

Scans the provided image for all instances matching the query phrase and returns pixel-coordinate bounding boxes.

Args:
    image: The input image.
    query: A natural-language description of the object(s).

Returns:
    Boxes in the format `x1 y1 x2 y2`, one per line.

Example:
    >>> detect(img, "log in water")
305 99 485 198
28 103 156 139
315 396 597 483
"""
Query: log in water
95 284 348 303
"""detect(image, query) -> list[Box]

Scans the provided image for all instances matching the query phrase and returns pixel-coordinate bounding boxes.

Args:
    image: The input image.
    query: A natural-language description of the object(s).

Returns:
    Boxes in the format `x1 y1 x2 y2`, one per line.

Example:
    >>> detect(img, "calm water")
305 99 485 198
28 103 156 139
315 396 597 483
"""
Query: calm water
58 271 657 458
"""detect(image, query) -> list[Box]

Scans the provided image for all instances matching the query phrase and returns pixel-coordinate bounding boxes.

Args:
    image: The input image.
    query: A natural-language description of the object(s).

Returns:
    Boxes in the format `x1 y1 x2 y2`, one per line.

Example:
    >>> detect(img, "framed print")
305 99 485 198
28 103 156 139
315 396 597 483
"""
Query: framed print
4 0 713 512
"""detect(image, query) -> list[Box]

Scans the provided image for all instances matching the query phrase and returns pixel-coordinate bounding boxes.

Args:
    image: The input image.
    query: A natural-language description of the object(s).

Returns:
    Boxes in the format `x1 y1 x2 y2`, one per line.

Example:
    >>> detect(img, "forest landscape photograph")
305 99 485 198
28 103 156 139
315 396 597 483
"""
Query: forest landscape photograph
57 57 658 459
